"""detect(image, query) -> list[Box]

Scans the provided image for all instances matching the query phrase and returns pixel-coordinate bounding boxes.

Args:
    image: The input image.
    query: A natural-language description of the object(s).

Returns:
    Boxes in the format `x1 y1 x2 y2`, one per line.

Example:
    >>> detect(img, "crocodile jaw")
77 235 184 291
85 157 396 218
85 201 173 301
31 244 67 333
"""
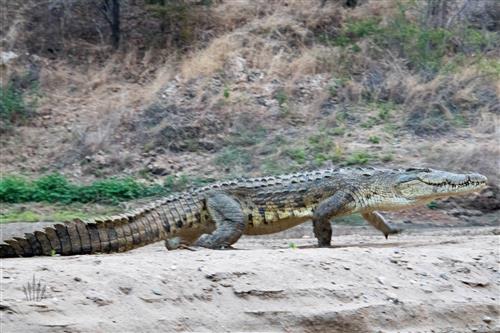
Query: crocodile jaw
396 170 487 203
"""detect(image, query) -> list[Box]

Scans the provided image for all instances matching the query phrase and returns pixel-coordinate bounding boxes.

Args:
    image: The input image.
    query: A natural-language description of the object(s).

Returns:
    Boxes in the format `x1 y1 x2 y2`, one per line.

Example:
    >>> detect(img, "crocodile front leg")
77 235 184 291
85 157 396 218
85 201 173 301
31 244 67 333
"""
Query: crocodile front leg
313 192 355 247
192 192 247 249
361 211 401 239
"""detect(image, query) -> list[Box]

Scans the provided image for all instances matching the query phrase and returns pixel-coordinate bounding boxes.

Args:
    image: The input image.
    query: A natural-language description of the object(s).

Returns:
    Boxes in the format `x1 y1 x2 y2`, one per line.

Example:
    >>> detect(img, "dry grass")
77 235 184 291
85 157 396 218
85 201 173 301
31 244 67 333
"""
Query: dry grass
180 0 344 80
425 140 500 185
1 0 498 187
181 34 242 79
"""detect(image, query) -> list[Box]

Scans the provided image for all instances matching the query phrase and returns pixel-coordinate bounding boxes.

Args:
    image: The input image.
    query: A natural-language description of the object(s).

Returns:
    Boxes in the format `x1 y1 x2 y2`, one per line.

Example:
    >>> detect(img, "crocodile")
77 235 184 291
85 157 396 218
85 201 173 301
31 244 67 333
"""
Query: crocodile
0 167 487 257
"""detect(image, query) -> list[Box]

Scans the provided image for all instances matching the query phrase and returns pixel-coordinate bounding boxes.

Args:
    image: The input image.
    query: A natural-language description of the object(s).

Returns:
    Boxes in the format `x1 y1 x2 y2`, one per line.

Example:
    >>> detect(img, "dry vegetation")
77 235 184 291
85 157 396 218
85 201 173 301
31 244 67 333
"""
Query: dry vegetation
1 0 498 195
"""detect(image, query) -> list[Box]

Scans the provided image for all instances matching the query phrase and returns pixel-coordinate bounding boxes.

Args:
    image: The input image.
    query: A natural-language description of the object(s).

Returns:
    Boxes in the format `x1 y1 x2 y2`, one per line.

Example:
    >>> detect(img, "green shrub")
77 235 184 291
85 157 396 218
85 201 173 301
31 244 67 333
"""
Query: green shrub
274 89 289 115
427 201 439 209
376 101 394 120
32 174 77 203
345 151 372 165
215 147 251 169
0 84 36 131
285 148 306 164
381 153 394 162
329 127 346 136
361 117 378 129
378 11 441 71
78 178 145 204
227 126 267 146
0 176 35 203
368 136 380 144
0 173 203 204
321 18 382 47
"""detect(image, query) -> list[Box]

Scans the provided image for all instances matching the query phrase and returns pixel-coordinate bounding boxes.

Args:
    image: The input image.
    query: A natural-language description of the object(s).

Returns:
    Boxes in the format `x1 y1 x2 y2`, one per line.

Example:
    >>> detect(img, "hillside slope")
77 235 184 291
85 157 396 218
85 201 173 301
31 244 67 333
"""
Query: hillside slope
1 0 498 202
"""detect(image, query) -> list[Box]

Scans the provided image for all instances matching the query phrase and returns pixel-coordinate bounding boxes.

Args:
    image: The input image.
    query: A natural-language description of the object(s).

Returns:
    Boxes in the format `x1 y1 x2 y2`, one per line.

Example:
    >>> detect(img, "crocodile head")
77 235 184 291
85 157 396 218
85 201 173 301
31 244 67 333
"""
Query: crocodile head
360 168 487 211
394 168 487 204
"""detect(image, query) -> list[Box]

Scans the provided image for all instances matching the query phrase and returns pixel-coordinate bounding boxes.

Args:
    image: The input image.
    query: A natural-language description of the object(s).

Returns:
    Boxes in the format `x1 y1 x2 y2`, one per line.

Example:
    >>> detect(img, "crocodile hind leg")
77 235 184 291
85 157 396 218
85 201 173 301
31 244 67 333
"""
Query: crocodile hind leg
313 192 354 247
192 192 246 249
361 211 401 239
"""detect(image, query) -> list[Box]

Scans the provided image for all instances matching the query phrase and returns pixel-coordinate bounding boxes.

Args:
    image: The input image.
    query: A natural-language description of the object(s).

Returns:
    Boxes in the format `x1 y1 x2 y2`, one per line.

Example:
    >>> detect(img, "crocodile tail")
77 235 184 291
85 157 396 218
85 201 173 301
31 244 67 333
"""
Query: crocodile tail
0 208 167 258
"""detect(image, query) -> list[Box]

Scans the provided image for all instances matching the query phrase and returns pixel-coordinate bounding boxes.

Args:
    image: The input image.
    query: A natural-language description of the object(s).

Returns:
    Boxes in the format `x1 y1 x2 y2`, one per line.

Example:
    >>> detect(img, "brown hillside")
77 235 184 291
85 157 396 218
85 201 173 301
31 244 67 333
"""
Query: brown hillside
1 0 498 188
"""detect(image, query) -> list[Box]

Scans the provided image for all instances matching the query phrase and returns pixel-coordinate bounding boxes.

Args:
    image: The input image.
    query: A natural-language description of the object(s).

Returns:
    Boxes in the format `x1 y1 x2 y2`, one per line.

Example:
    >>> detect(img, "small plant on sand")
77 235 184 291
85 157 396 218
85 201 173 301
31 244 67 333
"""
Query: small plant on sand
23 275 46 302
275 89 289 115
223 85 230 99
368 136 380 144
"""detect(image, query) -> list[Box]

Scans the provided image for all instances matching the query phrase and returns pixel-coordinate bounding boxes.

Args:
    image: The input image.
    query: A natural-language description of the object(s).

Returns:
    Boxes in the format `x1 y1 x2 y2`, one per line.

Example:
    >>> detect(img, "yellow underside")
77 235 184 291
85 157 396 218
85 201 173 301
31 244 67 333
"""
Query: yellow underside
243 205 314 235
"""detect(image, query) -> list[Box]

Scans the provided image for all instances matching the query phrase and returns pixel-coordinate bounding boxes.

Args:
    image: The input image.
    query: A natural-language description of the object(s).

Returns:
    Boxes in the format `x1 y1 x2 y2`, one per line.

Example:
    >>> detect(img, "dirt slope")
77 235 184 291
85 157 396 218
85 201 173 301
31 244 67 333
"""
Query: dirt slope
1 225 499 333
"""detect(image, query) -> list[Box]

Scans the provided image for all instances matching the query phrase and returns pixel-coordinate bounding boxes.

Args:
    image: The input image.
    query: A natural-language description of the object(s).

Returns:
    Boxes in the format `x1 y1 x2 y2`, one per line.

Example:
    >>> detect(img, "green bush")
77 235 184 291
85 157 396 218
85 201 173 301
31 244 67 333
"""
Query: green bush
275 89 289 114
0 84 35 130
319 18 381 47
0 173 204 204
223 86 230 99
215 147 251 169
285 148 306 164
0 176 36 202
345 151 372 165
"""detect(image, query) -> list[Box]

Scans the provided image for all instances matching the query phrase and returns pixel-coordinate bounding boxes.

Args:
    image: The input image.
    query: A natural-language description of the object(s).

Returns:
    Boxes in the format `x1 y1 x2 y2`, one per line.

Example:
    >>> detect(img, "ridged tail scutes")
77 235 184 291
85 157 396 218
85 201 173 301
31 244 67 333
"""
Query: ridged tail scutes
0 210 166 258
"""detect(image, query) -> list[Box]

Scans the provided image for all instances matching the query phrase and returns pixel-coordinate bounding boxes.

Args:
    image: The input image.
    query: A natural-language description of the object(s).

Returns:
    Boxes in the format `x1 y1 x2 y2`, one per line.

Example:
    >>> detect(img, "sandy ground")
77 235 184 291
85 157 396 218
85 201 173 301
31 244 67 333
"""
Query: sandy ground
0 222 499 333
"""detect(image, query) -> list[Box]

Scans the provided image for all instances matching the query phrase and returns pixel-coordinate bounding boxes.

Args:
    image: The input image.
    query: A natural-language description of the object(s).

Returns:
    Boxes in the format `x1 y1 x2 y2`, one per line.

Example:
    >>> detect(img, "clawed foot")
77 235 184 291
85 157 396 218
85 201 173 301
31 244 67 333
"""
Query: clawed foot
384 227 403 239
178 244 204 251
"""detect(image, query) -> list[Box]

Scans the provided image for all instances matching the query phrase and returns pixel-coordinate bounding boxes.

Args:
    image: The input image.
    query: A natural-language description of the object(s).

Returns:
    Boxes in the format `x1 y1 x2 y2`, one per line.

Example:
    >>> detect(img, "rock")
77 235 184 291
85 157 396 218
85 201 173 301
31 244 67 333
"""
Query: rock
85 290 113 306
119 287 132 295
459 278 490 287
0 51 18 65
460 209 483 217
439 273 449 280
482 316 492 324
225 56 248 82
148 164 169 176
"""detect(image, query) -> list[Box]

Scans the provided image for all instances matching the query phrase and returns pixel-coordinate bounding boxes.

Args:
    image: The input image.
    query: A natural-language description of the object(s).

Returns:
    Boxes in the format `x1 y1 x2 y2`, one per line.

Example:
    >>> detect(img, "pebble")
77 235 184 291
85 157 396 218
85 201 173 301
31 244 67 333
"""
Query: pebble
482 316 492 324
439 273 449 280
376 277 385 285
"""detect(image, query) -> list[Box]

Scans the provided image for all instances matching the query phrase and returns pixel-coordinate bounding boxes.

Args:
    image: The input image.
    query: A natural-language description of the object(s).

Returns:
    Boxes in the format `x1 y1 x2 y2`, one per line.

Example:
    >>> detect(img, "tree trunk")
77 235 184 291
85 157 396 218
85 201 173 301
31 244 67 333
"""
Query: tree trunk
110 0 120 49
